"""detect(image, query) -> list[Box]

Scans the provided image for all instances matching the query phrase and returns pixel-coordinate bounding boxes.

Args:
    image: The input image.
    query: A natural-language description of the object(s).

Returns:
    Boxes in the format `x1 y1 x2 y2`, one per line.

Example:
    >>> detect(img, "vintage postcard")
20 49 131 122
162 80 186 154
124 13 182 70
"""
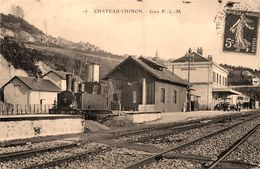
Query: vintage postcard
0 0 260 168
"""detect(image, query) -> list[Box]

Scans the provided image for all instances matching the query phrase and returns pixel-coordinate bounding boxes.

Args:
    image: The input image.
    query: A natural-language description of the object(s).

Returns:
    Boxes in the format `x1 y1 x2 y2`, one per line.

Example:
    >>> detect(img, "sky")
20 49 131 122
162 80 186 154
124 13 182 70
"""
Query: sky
1 0 260 69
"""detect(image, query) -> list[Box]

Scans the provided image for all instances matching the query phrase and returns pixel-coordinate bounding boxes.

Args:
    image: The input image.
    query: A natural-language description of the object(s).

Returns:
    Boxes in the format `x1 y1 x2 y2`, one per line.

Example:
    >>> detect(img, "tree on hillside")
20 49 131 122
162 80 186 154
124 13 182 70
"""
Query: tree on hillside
0 28 7 38
11 5 24 18
10 5 25 43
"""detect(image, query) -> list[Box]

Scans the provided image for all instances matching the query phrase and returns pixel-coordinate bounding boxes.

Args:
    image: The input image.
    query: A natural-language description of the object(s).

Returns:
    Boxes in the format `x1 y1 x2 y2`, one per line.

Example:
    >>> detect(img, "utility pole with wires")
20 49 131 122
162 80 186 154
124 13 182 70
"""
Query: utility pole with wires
186 48 193 112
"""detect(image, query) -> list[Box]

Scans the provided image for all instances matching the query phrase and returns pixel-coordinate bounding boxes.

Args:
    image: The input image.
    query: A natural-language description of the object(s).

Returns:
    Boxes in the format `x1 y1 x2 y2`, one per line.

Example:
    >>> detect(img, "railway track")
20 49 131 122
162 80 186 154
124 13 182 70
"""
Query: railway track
25 113 258 168
206 124 260 169
0 142 108 169
22 146 112 169
0 111 255 149
114 113 259 147
0 120 213 169
109 112 259 144
1 112 259 169
125 115 260 169
108 112 256 139
0 142 78 161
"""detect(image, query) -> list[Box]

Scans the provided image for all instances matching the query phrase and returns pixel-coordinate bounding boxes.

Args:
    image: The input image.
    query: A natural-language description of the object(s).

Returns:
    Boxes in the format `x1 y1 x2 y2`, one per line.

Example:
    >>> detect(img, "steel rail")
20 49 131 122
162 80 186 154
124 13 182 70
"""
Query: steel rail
110 112 257 140
206 124 260 169
22 147 112 169
0 143 78 161
127 121 212 144
124 116 260 169
0 111 255 148
112 113 244 140
109 120 203 139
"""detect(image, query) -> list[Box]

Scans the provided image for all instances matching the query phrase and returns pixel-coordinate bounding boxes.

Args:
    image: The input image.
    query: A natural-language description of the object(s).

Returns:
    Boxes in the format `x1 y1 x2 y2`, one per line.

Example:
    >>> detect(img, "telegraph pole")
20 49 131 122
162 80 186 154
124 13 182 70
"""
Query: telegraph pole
187 48 193 112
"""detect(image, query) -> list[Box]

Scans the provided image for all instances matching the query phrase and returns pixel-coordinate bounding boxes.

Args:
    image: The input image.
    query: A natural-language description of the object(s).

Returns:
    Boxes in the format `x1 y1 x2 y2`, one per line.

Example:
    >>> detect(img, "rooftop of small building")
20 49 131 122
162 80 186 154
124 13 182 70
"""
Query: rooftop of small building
2 76 62 92
43 70 73 80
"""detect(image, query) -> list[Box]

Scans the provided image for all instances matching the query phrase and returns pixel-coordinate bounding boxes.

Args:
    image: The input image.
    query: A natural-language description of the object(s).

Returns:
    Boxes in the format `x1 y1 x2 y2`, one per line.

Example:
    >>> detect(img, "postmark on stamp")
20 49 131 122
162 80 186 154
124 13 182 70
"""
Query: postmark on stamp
223 10 259 54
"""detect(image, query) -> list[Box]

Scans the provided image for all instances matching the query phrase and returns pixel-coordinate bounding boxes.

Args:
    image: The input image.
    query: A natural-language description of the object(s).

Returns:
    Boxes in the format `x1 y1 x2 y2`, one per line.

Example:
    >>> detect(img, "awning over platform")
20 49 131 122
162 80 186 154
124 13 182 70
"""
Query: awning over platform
212 88 241 95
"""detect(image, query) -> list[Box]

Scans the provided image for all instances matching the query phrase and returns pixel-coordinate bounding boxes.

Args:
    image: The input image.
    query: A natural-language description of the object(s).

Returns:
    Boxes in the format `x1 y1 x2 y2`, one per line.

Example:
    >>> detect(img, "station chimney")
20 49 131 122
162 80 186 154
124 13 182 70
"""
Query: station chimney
196 47 203 55
86 63 100 82
207 55 213 61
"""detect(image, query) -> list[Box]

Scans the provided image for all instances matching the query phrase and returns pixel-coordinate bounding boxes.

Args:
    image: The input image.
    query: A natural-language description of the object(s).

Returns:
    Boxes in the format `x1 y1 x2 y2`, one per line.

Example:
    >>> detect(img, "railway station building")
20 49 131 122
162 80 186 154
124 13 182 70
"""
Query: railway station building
1 76 62 113
103 56 188 112
166 48 240 110
43 70 73 91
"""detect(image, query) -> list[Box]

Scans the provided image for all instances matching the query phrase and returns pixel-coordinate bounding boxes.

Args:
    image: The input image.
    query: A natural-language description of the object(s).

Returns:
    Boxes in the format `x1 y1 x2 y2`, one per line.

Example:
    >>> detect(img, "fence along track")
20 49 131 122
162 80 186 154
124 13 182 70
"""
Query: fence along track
0 104 53 115
124 115 260 169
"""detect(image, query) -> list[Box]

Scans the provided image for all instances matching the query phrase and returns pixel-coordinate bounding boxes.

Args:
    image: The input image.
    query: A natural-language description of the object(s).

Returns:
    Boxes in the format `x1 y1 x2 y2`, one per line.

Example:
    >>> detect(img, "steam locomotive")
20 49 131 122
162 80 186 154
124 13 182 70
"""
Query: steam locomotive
51 73 114 120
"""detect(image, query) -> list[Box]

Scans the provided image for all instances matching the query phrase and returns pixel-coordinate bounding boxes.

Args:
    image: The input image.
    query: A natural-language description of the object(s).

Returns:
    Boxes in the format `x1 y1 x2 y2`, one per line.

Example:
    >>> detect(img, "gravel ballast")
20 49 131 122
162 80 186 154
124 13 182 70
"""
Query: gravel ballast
143 159 203 169
57 148 153 169
177 118 260 159
0 143 107 169
141 119 245 149
0 140 73 154
225 127 260 164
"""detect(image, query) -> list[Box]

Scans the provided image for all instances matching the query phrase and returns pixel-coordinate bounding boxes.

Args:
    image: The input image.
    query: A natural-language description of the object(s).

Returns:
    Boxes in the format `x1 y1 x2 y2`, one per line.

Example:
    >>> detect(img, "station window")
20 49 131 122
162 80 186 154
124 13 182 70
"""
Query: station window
219 75 222 84
173 90 177 104
213 72 216 82
14 85 20 97
216 74 218 83
161 88 165 103
133 90 137 104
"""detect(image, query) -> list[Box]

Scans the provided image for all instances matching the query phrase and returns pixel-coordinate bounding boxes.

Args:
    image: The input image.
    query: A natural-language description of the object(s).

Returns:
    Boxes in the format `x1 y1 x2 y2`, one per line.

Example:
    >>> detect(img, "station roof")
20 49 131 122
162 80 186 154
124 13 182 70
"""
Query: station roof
139 56 167 69
2 76 62 92
212 88 241 95
171 52 211 63
103 56 188 86
43 70 72 80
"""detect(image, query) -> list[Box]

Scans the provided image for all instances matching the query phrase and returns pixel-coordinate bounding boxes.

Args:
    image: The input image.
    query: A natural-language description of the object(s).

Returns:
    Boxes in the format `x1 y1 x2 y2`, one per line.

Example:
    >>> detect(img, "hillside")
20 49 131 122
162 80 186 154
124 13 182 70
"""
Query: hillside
0 13 44 35
0 13 124 59
220 64 260 86
0 53 28 87
220 64 260 101
0 37 123 80
0 13 125 81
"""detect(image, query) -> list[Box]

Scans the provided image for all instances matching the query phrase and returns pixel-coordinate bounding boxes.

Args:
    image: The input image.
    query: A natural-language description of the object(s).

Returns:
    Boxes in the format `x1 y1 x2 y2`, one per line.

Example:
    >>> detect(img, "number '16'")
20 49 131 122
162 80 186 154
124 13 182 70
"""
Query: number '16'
225 38 234 48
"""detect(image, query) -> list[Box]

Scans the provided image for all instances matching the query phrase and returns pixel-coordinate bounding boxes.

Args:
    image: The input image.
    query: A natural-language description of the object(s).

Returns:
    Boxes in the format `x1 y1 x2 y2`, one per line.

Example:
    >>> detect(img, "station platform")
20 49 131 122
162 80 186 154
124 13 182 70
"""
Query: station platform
0 114 84 142
0 114 82 120
148 109 260 124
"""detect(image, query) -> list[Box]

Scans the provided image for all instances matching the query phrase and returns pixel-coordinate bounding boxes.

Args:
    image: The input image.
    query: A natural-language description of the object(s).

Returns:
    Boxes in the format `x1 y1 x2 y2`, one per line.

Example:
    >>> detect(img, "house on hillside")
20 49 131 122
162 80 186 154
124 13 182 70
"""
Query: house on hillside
103 56 188 112
252 75 260 86
166 48 240 110
43 70 72 91
2 76 61 112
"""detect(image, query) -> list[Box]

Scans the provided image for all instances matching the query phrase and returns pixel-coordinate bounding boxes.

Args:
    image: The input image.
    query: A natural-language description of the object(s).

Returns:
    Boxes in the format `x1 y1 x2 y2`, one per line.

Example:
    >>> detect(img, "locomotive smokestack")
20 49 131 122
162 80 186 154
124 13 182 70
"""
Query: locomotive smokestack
66 74 72 91
72 78 79 93
86 63 93 82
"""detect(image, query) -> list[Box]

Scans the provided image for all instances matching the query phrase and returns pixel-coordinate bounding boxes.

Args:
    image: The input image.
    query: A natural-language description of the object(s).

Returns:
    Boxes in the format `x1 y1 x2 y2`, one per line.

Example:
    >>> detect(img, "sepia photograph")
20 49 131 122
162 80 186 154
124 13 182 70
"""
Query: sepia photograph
0 0 260 168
